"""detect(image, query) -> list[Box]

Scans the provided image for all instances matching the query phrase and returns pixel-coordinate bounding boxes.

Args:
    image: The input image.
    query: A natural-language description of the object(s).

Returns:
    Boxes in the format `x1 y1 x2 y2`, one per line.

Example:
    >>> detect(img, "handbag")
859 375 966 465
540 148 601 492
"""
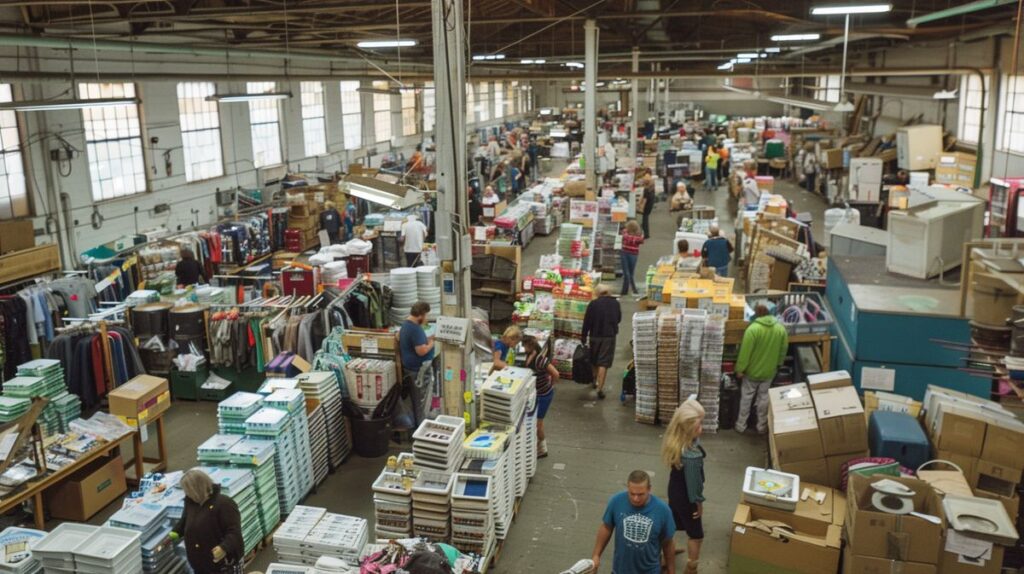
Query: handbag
572 344 594 384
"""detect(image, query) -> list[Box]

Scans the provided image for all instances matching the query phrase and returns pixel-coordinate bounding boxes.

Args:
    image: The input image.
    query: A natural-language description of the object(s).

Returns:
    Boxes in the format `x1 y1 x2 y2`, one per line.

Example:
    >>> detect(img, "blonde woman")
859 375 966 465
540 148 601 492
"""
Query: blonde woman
171 469 243 574
492 325 522 370
661 399 707 574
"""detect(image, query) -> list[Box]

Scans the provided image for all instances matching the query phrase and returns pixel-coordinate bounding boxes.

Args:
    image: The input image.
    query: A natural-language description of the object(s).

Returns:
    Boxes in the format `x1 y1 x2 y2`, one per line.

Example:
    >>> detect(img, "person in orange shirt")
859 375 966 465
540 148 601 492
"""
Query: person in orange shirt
717 144 730 180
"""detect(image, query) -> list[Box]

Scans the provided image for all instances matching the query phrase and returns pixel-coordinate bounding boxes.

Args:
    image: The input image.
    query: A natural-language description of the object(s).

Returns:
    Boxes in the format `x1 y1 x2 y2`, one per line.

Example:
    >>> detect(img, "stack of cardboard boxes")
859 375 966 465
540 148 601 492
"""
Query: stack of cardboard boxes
768 371 868 489
729 481 845 573
925 386 1024 527
286 190 324 251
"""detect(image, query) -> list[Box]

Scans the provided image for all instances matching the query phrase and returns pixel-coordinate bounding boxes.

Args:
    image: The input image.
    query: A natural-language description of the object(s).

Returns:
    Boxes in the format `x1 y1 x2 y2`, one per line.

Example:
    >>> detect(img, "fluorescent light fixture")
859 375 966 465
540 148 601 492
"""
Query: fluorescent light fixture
737 53 760 58
765 47 782 53
833 100 856 112
771 33 822 41
717 63 734 70
534 59 546 64
564 62 584 69
933 89 958 100
344 175 423 209
206 92 292 103
520 59 546 64
357 39 417 48
811 4 892 15
0 98 139 112
472 54 506 61
735 58 752 64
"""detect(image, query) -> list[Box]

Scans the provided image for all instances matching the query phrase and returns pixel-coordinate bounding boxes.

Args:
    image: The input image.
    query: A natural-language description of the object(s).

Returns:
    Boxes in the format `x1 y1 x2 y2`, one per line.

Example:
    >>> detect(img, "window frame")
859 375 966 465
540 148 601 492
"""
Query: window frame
478 82 490 122
340 80 362 151
401 89 418 137
246 81 284 168
998 74 1024 155
423 81 436 133
373 81 392 144
814 75 841 103
494 81 505 119
79 82 148 202
176 82 224 183
300 81 327 157
0 84 30 220
958 74 989 147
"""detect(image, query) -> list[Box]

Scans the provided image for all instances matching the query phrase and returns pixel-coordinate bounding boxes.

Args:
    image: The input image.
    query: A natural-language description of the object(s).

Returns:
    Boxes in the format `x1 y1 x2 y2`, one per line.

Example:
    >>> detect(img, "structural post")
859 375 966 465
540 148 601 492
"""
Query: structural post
663 76 670 128
631 46 640 154
583 18 598 190
432 0 471 420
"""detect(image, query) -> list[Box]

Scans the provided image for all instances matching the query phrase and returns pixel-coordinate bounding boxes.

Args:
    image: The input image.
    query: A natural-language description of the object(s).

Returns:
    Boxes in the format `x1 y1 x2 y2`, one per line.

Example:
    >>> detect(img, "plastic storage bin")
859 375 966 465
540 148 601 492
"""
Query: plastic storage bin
742 467 800 511
170 366 207 401
868 411 930 470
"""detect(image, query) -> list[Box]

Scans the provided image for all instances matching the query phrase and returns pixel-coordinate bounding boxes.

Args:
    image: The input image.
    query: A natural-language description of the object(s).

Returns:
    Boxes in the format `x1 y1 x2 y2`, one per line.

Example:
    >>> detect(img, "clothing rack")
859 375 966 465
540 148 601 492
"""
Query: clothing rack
54 319 124 396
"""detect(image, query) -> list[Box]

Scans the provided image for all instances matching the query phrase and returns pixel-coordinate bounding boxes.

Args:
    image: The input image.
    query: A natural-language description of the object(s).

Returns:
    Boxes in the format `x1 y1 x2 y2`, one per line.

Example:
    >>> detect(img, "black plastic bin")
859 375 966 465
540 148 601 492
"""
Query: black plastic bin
351 417 391 458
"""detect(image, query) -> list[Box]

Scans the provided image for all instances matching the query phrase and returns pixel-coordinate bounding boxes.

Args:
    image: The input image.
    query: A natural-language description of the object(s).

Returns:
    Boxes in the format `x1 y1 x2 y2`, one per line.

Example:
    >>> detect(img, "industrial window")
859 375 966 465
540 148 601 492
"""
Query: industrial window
0 85 28 220
494 82 505 119
466 84 476 124
373 81 392 143
815 75 841 103
300 82 327 157
478 82 490 122
506 82 516 116
999 75 1024 154
340 81 362 150
958 74 989 146
176 82 223 183
423 81 436 133
79 82 146 201
401 89 418 137
247 82 282 168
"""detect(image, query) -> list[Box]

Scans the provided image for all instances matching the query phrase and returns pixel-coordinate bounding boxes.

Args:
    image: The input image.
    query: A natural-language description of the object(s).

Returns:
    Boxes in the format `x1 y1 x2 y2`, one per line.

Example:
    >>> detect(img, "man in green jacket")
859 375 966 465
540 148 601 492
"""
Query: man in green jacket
734 303 789 434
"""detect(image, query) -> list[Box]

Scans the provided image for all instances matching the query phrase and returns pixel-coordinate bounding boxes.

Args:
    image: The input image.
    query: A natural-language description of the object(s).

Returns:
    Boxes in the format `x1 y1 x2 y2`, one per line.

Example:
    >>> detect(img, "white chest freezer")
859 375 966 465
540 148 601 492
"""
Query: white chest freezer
886 195 984 279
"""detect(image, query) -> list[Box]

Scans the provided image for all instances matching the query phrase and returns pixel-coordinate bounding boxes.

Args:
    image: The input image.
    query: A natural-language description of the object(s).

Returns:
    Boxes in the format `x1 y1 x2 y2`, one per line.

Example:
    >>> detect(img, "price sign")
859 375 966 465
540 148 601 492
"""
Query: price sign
361 338 379 354
435 316 470 344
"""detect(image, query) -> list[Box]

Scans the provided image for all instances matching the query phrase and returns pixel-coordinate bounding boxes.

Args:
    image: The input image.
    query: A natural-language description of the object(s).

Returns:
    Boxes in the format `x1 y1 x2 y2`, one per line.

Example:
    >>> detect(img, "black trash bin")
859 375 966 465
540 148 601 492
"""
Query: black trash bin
351 416 391 458
718 377 741 431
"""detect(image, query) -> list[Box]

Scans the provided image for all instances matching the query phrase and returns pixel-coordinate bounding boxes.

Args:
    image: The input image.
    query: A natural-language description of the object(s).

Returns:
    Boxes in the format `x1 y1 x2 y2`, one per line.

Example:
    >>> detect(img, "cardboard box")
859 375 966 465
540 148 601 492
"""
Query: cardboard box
932 450 978 489
822 148 844 169
930 405 987 458
115 391 170 428
794 482 846 526
846 475 945 564
825 450 869 489
0 243 60 286
769 383 814 415
563 180 587 198
109 375 171 423
729 503 842 574
45 454 127 521
972 459 1022 498
770 409 824 464
844 553 937 574
807 370 852 390
813 386 868 456
937 541 1004 574
980 417 1024 468
778 458 830 488
482 200 507 219
0 220 34 255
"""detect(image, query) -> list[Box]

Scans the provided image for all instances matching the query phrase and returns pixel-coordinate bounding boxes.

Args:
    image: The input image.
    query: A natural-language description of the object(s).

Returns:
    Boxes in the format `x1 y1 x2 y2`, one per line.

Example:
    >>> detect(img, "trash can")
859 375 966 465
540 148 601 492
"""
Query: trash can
351 417 391 458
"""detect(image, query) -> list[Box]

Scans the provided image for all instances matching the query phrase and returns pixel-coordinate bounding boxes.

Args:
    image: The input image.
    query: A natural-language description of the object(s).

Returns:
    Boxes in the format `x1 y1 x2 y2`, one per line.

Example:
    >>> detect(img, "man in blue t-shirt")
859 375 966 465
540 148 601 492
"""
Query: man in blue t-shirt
593 470 676 574
398 302 435 426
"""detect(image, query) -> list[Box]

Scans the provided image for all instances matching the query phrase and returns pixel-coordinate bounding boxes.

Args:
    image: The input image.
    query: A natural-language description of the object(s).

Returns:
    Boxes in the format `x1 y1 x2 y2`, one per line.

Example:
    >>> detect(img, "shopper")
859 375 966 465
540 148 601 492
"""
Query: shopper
492 325 522 370
592 470 676 574
704 146 720 191
802 143 819 194
523 334 558 458
175 248 206 287
639 178 656 239
670 182 693 212
343 197 358 241
718 143 730 180
700 225 733 277
468 187 484 225
527 138 540 182
661 399 707 574
481 185 501 206
319 201 342 244
582 284 622 400
734 303 789 434
400 214 428 267
601 140 617 182
172 469 243 574
620 220 644 298
399 302 436 425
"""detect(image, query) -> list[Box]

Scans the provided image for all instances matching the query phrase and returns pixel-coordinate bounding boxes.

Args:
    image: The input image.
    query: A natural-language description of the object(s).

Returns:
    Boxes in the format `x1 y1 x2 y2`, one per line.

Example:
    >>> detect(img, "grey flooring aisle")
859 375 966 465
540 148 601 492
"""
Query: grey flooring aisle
126 167 831 573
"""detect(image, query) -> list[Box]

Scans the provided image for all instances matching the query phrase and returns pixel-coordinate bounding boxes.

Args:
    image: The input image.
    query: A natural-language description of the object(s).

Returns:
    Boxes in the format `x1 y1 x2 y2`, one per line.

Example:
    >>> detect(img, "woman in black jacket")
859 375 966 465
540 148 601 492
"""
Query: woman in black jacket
172 469 244 574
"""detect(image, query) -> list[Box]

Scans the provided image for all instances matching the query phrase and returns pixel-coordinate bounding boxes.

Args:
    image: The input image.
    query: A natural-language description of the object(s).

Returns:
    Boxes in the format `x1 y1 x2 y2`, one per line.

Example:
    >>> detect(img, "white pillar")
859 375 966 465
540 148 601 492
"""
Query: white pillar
631 46 640 152
584 18 598 190
663 76 670 128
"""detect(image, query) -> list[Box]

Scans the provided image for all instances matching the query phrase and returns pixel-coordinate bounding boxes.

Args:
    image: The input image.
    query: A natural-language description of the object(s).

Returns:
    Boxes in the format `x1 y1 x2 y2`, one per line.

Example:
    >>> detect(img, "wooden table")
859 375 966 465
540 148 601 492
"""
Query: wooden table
0 431 136 529
124 414 168 486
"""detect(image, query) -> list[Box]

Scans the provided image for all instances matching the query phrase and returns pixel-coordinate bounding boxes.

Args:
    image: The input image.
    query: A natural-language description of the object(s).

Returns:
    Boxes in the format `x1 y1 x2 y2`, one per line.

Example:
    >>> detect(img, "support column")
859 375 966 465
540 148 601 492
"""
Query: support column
432 0 471 419
663 76 670 128
583 18 598 190
631 46 640 153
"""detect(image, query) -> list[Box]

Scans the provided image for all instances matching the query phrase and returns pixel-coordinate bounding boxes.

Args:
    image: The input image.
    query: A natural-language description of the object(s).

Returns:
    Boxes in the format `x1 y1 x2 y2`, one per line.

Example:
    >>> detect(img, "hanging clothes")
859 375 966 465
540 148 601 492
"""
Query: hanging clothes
0 297 31 379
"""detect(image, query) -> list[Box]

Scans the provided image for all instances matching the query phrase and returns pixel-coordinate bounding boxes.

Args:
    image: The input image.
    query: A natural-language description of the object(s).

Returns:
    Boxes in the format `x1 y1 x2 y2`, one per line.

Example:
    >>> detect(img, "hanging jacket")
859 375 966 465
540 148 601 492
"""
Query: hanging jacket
736 315 789 381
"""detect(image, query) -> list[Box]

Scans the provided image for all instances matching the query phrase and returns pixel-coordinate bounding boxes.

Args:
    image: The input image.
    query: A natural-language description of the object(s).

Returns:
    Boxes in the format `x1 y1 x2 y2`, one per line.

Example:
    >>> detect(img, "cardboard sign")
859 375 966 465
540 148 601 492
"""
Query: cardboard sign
435 316 470 344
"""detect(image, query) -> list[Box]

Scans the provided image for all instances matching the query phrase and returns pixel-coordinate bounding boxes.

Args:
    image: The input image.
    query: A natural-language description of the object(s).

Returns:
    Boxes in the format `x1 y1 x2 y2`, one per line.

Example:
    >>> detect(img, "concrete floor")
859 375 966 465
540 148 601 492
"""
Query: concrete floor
86 169 831 573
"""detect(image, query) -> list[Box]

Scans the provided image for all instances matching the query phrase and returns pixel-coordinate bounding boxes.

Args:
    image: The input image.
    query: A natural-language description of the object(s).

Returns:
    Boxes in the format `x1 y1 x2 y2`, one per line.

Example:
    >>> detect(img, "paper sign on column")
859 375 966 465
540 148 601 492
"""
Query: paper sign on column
435 316 470 344
860 367 895 391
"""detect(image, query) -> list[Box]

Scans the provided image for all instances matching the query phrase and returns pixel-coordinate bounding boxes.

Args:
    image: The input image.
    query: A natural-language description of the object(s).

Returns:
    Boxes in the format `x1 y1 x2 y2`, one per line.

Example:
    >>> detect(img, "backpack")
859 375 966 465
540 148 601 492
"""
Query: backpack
572 344 594 384
405 548 453 574
622 360 636 396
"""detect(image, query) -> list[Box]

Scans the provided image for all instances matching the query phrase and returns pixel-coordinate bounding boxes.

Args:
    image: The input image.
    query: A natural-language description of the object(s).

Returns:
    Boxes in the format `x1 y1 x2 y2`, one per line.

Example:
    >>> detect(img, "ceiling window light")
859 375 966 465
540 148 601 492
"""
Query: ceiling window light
564 62 584 69
472 54 506 61
735 58 752 64
356 39 417 48
765 47 782 53
520 59 547 64
737 53 761 59
811 4 892 15
771 33 822 41
717 63 734 71
206 92 292 103
0 97 140 112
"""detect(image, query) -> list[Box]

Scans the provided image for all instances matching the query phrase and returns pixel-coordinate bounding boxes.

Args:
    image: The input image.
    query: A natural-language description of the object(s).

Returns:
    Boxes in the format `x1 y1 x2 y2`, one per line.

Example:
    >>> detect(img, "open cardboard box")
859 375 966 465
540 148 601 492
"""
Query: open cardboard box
770 408 824 464
794 482 846 526
728 503 841 574
846 474 946 564
844 553 937 574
